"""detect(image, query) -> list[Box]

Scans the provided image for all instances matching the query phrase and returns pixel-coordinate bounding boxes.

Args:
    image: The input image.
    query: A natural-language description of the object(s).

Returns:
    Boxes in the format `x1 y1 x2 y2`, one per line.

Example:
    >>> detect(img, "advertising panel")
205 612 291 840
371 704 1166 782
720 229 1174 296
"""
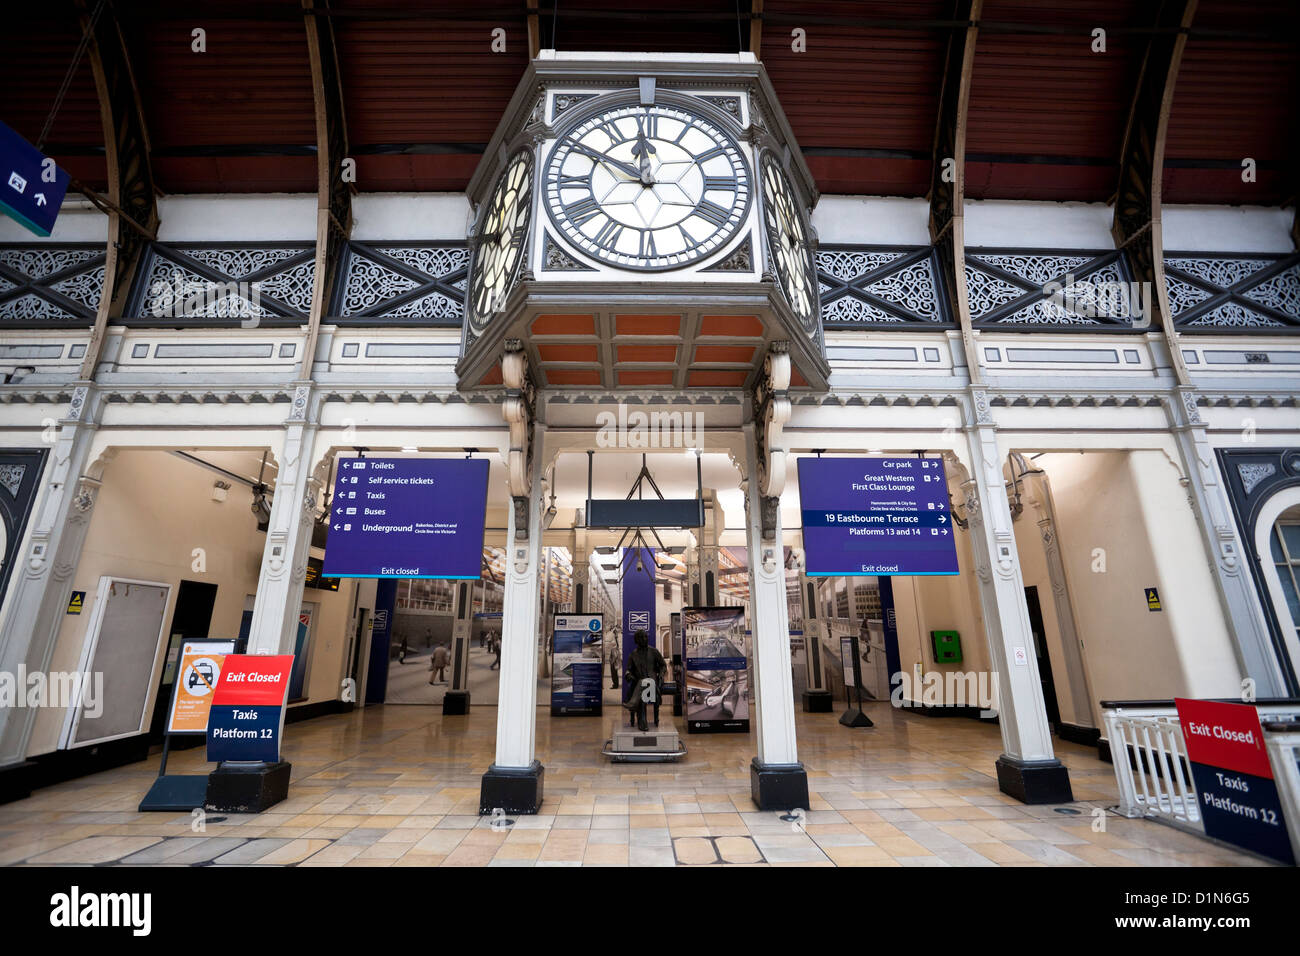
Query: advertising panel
322 457 489 579
551 614 604 716
166 639 236 734
682 606 749 734
797 457 958 576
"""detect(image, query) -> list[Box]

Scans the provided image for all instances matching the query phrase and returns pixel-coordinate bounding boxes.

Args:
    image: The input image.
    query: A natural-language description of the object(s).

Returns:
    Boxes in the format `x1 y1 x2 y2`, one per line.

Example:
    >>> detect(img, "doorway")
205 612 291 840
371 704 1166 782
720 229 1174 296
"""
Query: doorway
1024 585 1061 731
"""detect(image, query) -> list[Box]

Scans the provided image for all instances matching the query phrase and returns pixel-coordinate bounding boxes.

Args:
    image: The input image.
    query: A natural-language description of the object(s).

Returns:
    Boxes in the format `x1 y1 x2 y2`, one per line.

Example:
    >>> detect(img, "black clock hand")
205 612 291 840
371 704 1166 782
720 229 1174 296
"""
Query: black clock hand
571 144 643 182
632 132 656 185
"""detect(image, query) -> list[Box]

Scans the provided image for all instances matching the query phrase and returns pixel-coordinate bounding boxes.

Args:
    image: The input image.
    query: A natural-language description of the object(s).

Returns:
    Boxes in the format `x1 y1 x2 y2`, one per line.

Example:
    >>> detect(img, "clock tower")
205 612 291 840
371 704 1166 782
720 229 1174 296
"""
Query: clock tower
458 51 828 393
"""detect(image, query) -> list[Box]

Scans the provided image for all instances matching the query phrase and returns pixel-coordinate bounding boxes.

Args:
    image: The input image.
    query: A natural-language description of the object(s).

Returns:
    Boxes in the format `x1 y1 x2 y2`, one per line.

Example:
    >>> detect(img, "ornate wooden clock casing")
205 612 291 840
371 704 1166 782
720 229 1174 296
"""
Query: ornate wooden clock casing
459 54 828 392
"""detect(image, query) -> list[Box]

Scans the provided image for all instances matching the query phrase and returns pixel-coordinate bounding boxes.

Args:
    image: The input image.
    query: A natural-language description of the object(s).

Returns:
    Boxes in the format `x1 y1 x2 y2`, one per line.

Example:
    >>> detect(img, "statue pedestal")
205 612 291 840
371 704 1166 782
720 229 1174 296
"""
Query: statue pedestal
603 719 686 762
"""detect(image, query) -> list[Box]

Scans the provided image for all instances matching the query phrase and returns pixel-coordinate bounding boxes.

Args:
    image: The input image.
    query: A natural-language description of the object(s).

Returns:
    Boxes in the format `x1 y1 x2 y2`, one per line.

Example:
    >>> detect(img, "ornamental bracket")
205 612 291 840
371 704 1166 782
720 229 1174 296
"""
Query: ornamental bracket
502 340 536 542
753 341 792 501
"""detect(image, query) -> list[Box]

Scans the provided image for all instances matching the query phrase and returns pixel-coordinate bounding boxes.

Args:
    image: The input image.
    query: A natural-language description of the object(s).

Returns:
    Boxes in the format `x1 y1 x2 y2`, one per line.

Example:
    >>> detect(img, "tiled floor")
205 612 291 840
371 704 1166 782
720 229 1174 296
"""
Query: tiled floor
0 704 1271 867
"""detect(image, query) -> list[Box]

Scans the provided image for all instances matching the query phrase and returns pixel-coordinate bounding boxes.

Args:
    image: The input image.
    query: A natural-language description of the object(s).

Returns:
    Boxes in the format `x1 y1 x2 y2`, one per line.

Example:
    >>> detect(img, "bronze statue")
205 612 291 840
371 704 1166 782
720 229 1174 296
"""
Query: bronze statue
622 629 666 732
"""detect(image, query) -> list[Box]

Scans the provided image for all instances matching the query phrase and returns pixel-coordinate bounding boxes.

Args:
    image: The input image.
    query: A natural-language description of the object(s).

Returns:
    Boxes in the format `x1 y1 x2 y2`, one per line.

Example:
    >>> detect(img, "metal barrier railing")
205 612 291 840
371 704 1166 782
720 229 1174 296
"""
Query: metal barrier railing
1100 699 1300 858
1262 720 1300 859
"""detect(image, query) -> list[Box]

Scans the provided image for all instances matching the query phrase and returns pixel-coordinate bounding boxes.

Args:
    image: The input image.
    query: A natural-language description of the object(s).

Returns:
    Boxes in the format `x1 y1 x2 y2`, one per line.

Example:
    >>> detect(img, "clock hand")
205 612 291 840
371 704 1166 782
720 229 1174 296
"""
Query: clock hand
632 132 656 186
571 144 643 182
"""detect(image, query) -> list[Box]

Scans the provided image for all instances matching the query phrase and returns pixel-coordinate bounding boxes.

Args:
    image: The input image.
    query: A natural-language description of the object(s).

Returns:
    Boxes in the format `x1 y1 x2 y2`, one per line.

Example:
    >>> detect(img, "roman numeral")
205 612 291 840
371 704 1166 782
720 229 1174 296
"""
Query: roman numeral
694 145 728 163
702 176 735 192
556 174 589 190
637 111 659 138
565 196 602 226
593 219 624 248
591 120 625 145
693 200 732 227
640 230 657 259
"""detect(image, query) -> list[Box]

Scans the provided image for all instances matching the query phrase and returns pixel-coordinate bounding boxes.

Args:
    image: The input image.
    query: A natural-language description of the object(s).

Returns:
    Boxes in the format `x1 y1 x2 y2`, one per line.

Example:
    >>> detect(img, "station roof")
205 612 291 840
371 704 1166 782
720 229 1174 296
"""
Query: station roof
2 0 1296 206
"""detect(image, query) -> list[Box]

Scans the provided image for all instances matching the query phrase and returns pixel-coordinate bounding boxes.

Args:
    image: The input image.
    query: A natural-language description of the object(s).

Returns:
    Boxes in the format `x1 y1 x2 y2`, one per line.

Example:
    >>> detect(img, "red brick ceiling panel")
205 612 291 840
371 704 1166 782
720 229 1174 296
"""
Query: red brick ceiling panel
965 0 1145 201
544 0 743 54
0 13 107 190
1163 1 1300 205
125 9 317 193
336 4 528 192
762 0 948 197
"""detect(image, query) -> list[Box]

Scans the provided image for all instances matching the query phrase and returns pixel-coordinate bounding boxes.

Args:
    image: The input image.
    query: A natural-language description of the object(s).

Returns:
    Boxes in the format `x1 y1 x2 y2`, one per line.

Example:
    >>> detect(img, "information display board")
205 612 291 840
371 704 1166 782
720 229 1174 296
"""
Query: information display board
322 457 489 579
682 606 749 734
167 640 236 734
840 635 857 688
206 655 294 763
797 457 958 577
1174 698 1293 865
551 614 604 716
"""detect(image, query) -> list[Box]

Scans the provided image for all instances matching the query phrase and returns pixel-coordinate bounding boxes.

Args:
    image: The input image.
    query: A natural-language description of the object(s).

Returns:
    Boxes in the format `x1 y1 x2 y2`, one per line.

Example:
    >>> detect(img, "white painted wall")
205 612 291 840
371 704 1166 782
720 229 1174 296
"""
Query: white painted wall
1161 205 1296 253
156 195 318 242
351 194 474 241
963 199 1115 249
812 196 930 246
1038 450 1242 712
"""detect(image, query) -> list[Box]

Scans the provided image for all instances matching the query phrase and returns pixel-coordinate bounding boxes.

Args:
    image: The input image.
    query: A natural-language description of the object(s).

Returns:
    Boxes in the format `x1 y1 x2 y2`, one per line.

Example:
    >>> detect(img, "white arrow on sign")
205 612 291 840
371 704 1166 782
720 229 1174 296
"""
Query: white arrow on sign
938 515 947 523
35 194 46 206
333 523 341 530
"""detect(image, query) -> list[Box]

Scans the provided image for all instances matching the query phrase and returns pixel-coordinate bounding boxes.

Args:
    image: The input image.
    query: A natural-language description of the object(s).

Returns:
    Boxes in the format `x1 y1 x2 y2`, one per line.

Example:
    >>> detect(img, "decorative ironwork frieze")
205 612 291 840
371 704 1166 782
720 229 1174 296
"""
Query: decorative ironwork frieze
965 248 1140 329
815 245 951 329
541 234 595 272
1165 252 1300 332
0 245 107 326
701 236 753 273
551 92 597 120
331 241 468 325
128 242 316 325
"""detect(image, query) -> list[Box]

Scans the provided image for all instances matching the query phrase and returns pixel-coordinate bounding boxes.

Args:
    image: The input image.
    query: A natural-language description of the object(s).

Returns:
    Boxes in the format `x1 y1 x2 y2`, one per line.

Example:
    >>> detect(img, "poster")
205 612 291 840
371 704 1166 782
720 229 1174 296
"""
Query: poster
1174 698 1293 865
550 614 604 716
322 457 489 579
683 606 750 733
166 639 236 734
797 457 959 576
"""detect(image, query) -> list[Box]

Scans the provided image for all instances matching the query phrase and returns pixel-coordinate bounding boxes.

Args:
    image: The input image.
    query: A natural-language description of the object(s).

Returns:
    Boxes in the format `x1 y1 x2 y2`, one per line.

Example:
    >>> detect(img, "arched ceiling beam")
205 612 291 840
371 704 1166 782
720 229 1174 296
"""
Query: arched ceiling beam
1112 0 1197 386
927 0 981 384
301 0 354 381
76 0 159 379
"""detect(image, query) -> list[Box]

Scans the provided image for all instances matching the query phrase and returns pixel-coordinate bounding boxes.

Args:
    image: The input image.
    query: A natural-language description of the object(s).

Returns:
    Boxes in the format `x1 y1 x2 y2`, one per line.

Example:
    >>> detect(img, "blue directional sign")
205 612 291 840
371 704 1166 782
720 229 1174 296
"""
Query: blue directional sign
0 121 70 237
322 457 489 579
798 457 959 577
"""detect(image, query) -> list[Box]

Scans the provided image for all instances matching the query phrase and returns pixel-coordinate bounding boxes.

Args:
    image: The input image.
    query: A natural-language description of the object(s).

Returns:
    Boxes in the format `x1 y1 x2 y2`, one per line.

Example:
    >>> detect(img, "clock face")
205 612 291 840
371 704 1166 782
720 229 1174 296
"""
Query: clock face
544 102 751 270
469 149 534 331
759 152 818 329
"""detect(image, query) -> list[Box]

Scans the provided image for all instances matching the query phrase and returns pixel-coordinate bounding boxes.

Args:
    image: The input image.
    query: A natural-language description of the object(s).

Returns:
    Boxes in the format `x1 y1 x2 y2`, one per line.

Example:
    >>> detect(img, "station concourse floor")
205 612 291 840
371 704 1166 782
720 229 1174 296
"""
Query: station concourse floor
0 703 1269 867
